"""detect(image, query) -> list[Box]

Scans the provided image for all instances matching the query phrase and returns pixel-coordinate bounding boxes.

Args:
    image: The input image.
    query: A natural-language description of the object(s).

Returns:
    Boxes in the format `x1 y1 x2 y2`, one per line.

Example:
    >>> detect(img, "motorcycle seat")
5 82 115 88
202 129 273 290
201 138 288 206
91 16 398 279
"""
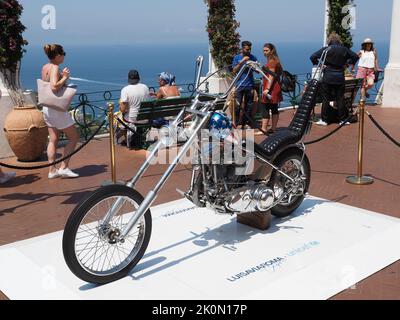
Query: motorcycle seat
255 129 300 159
255 79 320 159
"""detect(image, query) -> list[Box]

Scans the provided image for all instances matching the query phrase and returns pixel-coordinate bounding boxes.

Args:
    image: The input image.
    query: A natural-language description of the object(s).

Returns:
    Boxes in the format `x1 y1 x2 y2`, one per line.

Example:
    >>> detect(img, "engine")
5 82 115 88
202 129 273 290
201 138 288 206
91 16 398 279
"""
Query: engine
224 185 275 214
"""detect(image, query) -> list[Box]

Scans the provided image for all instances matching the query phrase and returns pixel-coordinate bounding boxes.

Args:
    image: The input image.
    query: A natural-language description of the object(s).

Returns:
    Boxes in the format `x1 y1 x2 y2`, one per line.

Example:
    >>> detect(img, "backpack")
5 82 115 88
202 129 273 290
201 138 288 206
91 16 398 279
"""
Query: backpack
280 71 297 93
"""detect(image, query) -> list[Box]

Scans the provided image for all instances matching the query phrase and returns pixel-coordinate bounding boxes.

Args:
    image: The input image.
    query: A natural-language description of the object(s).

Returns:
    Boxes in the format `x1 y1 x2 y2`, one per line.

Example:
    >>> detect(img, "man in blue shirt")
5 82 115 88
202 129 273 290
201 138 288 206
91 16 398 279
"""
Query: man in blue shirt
232 41 258 128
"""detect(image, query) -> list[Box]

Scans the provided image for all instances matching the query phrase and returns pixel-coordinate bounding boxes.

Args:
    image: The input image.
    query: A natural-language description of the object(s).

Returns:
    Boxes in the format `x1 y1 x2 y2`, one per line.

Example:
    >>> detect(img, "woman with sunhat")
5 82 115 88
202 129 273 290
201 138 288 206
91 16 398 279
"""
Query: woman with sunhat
355 38 382 99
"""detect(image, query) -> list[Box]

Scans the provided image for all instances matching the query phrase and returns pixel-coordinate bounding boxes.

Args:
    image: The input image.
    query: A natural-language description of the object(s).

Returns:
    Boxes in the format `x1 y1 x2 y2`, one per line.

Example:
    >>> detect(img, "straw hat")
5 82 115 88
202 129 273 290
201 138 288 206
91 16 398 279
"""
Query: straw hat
362 38 374 45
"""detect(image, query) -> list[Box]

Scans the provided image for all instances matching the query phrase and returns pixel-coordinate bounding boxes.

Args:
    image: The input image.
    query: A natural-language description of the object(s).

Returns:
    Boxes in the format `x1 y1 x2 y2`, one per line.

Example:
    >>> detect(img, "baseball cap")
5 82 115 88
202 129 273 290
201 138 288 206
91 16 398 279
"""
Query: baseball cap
128 70 140 85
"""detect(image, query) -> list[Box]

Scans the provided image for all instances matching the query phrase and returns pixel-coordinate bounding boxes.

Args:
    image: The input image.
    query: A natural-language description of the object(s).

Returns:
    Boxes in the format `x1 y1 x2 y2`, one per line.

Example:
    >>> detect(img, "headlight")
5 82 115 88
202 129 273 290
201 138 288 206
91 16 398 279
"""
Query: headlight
208 112 233 140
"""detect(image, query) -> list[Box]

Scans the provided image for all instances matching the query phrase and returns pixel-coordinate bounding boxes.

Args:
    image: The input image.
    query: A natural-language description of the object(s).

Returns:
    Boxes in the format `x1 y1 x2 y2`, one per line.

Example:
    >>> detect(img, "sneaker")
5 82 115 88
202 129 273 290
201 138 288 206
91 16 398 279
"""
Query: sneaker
48 170 61 179
315 120 328 126
340 121 351 126
0 172 16 184
58 168 79 178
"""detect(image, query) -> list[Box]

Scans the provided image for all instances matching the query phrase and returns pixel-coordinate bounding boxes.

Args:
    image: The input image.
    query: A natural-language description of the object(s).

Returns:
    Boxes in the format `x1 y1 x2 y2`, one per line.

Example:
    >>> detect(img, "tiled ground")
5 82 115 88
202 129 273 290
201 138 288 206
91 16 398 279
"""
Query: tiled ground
1 105 399 300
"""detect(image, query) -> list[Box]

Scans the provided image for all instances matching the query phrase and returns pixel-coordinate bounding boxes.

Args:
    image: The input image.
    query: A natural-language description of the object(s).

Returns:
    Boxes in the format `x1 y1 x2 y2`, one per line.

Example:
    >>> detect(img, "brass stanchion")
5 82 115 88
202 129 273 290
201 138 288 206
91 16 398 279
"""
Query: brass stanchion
107 102 117 184
231 88 236 125
346 98 374 185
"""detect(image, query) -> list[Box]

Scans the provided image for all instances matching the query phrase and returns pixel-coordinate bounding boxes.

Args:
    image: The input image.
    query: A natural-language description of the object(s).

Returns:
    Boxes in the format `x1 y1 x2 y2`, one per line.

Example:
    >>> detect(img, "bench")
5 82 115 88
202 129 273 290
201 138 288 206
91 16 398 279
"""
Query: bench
124 95 226 150
266 78 363 121
314 77 363 123
314 77 363 105
343 78 364 111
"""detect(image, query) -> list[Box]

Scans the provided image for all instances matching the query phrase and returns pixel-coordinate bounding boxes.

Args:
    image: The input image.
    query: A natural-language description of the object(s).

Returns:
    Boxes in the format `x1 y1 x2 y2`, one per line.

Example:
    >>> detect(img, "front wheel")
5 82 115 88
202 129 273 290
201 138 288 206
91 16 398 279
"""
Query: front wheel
269 149 311 218
62 185 152 284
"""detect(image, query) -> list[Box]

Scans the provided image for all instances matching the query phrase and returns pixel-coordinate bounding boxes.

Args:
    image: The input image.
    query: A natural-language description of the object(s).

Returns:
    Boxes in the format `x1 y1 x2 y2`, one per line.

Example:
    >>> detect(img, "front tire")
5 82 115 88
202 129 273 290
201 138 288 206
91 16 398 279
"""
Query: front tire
62 185 152 284
269 149 311 218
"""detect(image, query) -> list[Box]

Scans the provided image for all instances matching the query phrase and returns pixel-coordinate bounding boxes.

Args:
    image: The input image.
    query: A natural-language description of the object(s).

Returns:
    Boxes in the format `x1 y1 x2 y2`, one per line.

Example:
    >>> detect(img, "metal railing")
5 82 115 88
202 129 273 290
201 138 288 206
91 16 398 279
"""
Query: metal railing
68 83 198 139
64 70 385 139
277 71 385 109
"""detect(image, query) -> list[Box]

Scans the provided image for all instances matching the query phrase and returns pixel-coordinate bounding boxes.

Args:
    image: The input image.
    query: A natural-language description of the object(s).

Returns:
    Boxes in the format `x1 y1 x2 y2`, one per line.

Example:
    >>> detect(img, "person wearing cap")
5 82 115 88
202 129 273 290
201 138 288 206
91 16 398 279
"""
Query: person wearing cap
119 70 150 124
355 38 382 99
156 72 180 100
310 33 359 126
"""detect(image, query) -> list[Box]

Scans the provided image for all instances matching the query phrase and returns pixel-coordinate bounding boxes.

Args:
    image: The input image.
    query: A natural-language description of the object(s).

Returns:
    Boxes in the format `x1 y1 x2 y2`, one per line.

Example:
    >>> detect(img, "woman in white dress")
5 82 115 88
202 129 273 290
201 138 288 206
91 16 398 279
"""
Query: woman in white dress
41 44 79 179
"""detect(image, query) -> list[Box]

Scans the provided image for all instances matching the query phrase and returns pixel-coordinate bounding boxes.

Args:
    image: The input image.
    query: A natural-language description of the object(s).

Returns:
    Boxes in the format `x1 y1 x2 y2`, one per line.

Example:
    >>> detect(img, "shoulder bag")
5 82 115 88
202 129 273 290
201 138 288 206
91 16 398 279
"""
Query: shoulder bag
37 79 77 112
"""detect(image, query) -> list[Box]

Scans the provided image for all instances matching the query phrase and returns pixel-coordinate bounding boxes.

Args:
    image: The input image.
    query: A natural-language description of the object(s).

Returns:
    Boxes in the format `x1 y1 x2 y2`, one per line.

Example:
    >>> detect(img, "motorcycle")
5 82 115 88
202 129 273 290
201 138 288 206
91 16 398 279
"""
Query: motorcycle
62 55 324 284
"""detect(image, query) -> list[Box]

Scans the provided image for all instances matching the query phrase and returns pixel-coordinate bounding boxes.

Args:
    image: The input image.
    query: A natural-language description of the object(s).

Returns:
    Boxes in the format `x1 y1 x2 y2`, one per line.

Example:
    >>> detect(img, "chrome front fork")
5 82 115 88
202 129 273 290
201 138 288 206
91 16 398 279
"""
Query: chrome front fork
101 102 199 227
119 113 211 238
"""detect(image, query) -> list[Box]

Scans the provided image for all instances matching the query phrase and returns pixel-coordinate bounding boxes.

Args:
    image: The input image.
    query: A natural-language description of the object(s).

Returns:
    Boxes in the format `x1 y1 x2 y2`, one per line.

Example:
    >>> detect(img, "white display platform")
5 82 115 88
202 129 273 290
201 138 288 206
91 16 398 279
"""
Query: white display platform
0 196 399 300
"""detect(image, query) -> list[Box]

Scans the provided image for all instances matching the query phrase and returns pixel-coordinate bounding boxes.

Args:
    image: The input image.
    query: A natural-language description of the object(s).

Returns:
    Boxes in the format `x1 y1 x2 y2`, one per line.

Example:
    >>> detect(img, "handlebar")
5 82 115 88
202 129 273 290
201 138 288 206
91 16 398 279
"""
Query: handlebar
196 61 273 101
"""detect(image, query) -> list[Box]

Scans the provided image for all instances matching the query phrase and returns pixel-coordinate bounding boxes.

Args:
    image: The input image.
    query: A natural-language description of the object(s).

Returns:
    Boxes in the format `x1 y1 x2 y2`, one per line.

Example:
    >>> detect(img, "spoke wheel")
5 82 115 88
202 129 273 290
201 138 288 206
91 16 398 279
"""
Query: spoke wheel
63 185 152 284
269 150 311 218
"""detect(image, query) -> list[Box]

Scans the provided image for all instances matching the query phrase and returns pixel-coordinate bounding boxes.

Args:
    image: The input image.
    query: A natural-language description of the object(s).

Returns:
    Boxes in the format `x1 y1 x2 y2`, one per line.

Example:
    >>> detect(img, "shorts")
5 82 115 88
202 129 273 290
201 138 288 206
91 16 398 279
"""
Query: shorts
262 103 279 119
42 107 75 130
356 67 375 82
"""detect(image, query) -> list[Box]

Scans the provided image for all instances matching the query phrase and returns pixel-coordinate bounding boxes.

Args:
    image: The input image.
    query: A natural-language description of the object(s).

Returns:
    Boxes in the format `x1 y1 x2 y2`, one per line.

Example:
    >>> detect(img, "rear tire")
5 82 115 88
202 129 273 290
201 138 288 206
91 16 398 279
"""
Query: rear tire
62 185 152 284
269 149 311 218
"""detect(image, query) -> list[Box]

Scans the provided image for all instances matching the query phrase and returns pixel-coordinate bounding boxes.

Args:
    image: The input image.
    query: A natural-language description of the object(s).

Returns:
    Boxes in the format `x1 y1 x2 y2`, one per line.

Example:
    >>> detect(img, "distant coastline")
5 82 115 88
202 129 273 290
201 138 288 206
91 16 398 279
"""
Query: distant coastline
21 41 390 93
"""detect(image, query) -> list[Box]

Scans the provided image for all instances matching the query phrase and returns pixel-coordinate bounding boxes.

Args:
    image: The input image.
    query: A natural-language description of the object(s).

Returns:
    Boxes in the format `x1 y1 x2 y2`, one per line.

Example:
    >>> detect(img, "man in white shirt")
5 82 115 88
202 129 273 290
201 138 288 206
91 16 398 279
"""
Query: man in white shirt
119 70 150 123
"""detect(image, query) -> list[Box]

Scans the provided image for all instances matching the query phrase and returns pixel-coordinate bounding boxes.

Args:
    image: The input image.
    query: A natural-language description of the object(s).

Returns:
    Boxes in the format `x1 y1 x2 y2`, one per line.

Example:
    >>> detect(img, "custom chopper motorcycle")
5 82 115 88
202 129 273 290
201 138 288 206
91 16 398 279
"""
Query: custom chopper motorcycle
62 52 326 284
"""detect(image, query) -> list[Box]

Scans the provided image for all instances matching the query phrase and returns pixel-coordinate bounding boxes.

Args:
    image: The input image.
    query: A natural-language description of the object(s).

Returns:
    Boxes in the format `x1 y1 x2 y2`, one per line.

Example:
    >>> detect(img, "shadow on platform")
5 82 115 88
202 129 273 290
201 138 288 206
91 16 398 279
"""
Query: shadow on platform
79 198 328 291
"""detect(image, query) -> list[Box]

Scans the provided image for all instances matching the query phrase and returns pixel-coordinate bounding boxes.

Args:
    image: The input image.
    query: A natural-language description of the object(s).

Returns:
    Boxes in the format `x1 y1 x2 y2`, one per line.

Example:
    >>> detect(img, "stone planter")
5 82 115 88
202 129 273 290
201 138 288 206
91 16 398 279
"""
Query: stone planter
4 105 48 161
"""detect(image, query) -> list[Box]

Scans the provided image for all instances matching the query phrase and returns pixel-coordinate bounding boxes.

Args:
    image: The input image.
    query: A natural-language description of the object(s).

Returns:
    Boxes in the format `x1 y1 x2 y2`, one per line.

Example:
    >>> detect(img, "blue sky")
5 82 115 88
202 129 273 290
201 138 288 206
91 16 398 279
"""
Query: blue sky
19 0 393 47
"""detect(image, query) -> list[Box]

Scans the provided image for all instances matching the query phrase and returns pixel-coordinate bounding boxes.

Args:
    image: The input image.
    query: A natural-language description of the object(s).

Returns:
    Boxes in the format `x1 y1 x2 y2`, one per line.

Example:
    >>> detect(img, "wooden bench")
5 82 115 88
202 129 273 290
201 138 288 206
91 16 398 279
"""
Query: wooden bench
126 95 226 150
314 77 363 106
343 78 364 111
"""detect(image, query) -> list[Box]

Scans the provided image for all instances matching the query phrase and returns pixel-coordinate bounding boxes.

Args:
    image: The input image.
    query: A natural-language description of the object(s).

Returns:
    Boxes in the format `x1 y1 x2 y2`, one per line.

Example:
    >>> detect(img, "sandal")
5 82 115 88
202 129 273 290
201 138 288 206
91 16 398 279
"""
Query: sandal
267 129 275 134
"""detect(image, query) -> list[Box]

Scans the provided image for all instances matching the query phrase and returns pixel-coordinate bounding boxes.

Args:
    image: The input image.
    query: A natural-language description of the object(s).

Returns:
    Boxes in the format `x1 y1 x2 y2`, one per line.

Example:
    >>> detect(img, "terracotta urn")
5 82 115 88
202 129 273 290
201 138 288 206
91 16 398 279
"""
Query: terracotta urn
4 105 48 161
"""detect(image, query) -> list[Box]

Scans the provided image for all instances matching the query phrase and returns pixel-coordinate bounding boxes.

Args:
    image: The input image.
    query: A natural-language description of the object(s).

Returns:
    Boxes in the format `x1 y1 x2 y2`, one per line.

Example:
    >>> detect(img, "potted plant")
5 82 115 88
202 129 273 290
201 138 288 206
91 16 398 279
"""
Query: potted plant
1 0 48 161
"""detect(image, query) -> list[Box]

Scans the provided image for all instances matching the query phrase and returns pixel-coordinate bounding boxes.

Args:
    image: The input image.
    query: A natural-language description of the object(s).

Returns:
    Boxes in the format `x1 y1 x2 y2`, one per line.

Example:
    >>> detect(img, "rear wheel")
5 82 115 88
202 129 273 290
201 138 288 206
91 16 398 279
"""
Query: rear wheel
62 185 152 284
269 150 311 218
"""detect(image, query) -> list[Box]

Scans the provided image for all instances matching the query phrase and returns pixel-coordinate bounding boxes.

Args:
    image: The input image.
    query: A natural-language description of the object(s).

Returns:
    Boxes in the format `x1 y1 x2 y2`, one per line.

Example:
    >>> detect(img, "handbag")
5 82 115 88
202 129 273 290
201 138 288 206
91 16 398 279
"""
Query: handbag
37 79 77 112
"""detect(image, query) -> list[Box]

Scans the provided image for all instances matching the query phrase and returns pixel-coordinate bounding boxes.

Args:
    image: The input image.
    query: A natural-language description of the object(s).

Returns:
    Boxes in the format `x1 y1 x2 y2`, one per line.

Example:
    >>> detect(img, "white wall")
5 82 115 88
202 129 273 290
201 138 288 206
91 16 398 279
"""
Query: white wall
383 0 400 108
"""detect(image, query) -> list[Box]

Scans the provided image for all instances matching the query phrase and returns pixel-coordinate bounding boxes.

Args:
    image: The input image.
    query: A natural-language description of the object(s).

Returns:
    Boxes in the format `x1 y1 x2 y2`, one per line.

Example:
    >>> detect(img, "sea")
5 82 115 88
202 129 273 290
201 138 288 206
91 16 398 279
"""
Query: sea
20 41 390 107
